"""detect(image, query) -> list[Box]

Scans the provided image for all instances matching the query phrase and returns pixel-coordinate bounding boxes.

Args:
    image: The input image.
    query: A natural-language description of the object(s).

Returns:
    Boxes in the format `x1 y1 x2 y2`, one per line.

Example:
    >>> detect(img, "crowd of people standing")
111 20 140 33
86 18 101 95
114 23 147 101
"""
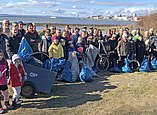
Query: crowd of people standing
0 19 157 113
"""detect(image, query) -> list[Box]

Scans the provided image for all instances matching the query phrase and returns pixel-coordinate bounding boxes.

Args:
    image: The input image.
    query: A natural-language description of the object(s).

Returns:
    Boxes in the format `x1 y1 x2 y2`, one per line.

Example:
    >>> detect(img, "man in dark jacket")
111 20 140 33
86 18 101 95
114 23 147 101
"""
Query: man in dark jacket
108 34 118 68
17 21 25 42
24 23 41 52
6 26 20 59
136 36 145 64
127 35 136 60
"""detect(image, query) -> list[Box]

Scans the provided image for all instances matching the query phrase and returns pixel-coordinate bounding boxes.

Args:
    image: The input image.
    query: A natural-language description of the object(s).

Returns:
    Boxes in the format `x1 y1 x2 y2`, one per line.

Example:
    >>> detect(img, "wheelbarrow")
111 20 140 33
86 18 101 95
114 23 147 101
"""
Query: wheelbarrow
9 52 56 98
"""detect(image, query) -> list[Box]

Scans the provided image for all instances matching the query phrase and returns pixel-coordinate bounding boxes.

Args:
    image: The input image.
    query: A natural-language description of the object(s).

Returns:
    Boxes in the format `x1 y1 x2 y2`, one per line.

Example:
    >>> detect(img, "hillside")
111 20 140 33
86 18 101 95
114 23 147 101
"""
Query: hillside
137 13 157 31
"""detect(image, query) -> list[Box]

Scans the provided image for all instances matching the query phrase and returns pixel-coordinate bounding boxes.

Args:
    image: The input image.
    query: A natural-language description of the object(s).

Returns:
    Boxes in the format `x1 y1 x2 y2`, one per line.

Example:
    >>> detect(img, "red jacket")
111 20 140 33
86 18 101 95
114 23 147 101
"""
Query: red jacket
10 62 25 87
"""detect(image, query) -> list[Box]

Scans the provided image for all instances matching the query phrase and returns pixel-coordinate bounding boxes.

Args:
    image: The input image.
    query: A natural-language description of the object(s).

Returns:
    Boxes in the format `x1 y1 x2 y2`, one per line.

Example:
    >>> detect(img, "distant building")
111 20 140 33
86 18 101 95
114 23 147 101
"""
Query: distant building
90 15 103 20
113 15 129 21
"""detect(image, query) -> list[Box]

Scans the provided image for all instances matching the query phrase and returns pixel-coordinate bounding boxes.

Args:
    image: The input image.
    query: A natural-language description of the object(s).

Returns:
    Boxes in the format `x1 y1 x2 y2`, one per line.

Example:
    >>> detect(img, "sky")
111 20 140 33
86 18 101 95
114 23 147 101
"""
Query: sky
0 0 157 17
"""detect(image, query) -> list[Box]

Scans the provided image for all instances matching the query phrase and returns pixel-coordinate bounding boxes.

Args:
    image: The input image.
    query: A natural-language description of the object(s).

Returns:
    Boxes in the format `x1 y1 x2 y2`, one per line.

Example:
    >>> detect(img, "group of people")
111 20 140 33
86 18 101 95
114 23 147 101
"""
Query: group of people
0 19 157 113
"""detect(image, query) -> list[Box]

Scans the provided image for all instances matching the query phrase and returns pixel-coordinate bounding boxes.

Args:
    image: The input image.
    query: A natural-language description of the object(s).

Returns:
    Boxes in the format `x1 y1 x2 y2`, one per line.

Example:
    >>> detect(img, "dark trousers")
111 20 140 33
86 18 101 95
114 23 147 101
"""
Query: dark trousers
118 56 127 68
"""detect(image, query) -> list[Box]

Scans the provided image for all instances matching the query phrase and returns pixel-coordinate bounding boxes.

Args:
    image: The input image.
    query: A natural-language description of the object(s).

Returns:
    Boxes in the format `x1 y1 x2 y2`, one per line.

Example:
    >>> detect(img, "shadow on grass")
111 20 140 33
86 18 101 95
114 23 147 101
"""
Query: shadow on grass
22 72 117 109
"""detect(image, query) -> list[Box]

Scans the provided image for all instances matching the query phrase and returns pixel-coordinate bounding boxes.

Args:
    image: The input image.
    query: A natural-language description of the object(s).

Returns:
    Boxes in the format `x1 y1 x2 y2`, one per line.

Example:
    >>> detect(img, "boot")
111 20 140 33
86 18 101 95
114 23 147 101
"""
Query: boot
4 101 14 110
12 100 21 108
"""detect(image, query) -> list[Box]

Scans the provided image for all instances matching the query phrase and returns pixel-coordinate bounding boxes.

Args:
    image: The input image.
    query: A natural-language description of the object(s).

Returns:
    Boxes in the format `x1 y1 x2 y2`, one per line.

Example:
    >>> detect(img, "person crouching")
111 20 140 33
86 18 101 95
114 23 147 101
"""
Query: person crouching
10 54 27 107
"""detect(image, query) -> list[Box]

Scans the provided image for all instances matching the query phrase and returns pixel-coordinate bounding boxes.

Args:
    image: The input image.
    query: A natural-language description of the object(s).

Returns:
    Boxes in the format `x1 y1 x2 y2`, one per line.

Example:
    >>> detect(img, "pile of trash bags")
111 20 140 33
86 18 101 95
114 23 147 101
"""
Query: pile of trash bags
18 38 99 83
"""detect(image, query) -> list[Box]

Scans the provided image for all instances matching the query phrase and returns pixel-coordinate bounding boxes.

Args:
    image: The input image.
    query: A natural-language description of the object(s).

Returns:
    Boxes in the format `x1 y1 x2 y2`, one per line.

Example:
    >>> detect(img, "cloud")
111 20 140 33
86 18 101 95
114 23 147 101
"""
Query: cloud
87 1 156 7
106 7 157 16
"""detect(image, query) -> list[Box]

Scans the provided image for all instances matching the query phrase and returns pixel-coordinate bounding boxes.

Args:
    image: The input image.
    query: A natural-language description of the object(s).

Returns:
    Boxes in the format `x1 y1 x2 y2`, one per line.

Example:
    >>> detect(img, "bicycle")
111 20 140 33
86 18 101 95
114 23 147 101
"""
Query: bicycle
96 40 110 72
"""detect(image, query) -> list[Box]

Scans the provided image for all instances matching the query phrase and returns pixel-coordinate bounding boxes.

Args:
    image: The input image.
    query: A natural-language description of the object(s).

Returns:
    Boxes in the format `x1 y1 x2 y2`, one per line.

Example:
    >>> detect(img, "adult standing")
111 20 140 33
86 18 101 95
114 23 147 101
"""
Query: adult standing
2 19 10 37
6 27 20 59
17 21 25 42
70 27 80 45
40 24 48 38
0 26 9 59
24 23 41 52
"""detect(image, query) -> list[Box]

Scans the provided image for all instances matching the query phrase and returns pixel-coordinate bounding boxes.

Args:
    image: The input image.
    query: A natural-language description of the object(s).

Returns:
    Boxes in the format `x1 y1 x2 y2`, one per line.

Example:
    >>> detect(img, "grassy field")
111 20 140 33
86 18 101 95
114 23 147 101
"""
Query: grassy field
4 71 157 115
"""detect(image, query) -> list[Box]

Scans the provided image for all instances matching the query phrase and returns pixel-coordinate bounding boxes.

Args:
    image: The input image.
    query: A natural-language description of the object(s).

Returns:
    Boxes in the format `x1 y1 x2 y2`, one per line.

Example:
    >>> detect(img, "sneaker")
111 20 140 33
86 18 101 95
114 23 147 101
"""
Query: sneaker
5 101 14 110
5 105 14 110
12 101 21 108
0 108 4 114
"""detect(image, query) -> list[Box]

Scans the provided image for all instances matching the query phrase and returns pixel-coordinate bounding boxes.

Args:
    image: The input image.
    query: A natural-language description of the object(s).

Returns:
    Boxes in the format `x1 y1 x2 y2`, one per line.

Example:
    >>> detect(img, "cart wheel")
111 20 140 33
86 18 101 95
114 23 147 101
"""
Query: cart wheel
21 82 35 98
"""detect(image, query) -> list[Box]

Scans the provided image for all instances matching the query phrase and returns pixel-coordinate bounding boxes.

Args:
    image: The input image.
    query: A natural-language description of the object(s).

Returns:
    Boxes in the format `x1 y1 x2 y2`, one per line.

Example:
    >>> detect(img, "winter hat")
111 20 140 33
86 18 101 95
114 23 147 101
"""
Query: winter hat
53 35 59 41
122 33 128 38
27 23 33 29
89 27 93 29
131 30 136 34
149 28 154 33
2 19 9 24
18 21 24 25
136 27 140 31
77 47 84 53
50 26 56 30
12 54 21 63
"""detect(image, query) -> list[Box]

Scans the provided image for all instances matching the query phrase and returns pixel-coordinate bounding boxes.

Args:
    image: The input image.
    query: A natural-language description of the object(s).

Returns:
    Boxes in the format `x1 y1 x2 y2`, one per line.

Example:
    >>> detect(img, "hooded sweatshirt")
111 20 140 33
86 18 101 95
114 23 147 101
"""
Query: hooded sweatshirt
10 54 25 87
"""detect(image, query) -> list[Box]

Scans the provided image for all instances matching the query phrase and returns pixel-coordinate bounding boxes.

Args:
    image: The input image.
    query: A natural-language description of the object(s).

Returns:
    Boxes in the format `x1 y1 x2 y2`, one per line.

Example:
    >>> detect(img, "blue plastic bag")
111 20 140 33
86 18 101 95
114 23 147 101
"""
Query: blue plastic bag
151 57 157 70
18 37 33 62
139 58 151 72
42 58 66 72
122 58 132 73
79 66 94 82
42 59 51 70
57 61 72 82
109 60 122 73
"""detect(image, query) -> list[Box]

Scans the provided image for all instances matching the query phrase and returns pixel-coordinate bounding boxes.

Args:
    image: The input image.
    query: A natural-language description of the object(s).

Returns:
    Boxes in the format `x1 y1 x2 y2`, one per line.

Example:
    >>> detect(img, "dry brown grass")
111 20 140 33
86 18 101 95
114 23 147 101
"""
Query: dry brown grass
3 71 157 115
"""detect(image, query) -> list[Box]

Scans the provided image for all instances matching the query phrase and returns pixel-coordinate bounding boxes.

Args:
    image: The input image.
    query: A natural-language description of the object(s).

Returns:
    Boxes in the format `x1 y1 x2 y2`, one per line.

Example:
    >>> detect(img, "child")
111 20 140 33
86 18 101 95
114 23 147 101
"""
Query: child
60 39 68 60
0 50 13 113
10 54 27 107
48 37 64 59
76 37 86 62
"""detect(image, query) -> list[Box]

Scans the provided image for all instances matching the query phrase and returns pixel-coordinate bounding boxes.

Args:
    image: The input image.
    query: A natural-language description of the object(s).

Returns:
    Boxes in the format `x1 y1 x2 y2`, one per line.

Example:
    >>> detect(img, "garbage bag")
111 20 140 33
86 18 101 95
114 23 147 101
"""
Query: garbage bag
57 61 72 82
109 61 122 73
18 37 33 62
42 59 51 70
68 52 79 82
79 66 94 82
25 56 41 66
122 58 132 73
151 56 157 70
139 58 151 72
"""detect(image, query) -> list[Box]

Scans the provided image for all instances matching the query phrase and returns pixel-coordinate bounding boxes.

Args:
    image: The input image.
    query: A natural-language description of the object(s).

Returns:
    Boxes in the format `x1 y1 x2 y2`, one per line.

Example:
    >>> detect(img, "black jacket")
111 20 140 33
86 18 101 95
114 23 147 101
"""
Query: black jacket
6 36 20 59
0 34 9 59
24 31 41 52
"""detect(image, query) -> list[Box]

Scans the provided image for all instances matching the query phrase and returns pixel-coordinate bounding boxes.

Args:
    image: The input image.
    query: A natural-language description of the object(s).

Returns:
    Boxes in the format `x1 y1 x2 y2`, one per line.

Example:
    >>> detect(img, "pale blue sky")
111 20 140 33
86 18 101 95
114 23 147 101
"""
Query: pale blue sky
0 0 156 17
